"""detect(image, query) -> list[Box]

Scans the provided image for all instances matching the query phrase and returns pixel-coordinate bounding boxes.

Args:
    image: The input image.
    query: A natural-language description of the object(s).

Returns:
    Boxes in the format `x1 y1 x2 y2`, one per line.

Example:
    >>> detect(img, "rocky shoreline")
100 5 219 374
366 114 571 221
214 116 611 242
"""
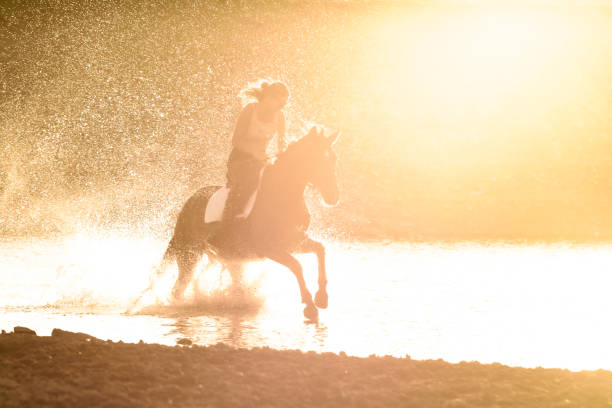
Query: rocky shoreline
1 327 611 407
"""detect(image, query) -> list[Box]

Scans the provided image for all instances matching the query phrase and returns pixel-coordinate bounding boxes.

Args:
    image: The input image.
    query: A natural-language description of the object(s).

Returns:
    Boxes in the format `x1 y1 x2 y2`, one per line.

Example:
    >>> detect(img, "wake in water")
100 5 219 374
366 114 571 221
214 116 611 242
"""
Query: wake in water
127 254 265 318
0 233 266 318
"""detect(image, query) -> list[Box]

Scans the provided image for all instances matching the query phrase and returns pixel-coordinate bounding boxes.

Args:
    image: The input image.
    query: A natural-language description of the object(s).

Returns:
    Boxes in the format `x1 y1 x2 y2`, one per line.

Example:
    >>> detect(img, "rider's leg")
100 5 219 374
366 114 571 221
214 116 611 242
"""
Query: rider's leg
223 153 263 221
209 151 263 247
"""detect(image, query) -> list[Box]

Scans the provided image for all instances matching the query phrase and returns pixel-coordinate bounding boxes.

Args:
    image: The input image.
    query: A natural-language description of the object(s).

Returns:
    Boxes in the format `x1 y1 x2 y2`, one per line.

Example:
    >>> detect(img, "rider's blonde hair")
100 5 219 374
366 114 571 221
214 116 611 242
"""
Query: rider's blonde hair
239 79 289 106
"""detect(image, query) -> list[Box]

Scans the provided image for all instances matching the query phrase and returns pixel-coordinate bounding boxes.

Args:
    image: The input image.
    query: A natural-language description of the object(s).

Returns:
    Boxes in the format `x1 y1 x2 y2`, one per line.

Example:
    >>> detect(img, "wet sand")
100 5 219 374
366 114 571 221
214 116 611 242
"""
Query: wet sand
1 328 611 408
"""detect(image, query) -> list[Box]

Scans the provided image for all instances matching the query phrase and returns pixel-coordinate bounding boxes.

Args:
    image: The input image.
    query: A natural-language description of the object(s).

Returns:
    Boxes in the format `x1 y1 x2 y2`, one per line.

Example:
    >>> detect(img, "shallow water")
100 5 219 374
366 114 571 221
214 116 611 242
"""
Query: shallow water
1 234 611 372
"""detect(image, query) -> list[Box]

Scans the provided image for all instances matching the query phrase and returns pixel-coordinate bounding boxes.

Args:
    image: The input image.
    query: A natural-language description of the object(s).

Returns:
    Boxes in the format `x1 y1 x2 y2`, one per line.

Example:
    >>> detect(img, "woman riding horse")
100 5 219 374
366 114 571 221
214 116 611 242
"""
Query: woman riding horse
223 80 289 222
163 79 339 320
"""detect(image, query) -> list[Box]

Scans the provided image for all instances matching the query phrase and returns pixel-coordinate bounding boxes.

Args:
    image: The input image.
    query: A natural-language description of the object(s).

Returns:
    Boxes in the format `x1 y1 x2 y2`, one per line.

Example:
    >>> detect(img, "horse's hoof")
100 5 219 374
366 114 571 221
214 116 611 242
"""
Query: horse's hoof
303 304 318 321
229 285 246 298
314 290 328 309
171 290 183 302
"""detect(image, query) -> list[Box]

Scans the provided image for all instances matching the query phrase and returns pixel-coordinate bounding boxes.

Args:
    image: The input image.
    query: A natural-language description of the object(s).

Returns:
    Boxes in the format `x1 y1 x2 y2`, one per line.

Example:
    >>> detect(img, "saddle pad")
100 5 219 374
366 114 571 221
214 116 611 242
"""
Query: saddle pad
204 186 258 224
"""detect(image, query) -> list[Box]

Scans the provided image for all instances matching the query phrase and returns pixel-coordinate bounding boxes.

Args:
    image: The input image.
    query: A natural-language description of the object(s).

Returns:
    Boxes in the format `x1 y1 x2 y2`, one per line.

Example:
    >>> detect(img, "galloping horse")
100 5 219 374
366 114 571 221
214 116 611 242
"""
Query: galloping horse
163 127 340 320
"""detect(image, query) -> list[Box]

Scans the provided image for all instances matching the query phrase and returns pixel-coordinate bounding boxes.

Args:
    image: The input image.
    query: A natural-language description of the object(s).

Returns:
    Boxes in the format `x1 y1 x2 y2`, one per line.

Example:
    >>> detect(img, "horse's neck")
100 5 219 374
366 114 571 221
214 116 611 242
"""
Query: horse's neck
252 159 307 215
265 162 307 201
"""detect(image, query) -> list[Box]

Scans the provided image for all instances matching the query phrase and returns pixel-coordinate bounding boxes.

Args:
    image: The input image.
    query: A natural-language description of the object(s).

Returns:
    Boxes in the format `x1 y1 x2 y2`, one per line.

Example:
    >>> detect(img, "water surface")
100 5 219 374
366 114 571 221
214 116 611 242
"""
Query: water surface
1 235 611 372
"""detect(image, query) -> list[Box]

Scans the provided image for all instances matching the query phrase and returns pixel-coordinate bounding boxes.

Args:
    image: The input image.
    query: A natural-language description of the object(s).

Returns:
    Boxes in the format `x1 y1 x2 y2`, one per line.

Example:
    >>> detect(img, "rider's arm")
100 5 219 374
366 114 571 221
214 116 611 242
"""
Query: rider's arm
231 103 255 147
276 112 286 153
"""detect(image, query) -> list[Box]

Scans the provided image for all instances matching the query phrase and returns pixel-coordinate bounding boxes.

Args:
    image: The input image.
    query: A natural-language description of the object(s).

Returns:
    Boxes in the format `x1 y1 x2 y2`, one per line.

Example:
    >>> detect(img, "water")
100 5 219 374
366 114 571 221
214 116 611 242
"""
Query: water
2 235 611 372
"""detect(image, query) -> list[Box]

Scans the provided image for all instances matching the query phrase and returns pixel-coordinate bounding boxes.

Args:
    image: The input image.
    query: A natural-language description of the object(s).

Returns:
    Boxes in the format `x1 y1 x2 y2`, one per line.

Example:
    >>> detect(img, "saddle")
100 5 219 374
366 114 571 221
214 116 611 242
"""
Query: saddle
205 186 260 257
204 186 258 224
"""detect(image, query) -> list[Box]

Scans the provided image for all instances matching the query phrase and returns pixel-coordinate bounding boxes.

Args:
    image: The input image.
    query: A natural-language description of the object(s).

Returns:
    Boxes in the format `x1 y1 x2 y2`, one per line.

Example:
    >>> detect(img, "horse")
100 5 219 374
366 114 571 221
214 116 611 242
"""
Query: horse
162 127 340 320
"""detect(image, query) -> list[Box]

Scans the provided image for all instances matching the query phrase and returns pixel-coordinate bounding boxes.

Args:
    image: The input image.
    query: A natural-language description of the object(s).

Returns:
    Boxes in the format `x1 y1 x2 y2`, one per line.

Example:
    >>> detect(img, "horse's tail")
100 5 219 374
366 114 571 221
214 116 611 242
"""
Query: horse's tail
164 185 221 261
162 237 178 262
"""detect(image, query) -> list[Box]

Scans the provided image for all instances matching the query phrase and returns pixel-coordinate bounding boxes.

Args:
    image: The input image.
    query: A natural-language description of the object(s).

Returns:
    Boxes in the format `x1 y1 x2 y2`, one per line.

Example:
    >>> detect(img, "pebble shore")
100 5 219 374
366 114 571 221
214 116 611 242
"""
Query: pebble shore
1 327 611 407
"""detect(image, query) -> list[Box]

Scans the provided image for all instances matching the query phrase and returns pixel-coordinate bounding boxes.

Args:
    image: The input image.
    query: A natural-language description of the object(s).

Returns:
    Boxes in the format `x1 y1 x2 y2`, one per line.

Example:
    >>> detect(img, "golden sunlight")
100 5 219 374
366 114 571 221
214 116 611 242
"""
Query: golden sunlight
367 9 577 146
2 2 612 405
336 5 610 240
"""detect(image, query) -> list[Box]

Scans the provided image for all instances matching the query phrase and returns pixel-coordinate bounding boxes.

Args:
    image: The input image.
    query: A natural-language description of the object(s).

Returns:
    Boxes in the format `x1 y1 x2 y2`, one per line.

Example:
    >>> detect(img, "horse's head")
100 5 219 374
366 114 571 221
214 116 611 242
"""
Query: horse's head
299 127 340 206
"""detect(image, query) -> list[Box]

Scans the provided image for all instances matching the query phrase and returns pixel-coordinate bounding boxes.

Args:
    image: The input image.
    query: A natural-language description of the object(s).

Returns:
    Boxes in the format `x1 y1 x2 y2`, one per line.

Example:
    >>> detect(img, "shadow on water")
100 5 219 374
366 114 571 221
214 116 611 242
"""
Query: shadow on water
164 316 252 349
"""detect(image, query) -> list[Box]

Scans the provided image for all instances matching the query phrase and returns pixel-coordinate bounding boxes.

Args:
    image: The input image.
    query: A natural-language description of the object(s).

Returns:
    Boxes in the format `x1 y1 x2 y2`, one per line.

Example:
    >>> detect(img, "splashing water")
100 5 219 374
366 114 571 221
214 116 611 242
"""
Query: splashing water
131 253 266 317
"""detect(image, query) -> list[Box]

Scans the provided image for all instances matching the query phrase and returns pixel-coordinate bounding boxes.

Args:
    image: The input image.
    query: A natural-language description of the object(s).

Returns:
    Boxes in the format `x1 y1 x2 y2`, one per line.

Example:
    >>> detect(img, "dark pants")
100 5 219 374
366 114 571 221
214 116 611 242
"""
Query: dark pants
224 148 265 219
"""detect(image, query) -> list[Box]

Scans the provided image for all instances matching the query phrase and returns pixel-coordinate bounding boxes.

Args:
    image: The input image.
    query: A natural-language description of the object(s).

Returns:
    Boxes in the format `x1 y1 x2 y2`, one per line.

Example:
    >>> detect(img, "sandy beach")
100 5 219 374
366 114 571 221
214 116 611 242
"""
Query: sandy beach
1 328 611 408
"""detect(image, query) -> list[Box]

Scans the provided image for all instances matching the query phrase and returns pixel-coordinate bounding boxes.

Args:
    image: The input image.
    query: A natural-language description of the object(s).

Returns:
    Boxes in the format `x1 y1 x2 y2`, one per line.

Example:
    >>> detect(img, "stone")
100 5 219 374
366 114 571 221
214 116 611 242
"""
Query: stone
0 378 19 389
51 328 97 342
177 338 193 346
14 326 36 335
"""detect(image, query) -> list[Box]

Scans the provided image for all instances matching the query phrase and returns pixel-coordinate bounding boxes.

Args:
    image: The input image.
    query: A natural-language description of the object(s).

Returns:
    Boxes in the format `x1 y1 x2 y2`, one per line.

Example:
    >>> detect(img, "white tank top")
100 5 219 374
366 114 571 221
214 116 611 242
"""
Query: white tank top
239 109 278 159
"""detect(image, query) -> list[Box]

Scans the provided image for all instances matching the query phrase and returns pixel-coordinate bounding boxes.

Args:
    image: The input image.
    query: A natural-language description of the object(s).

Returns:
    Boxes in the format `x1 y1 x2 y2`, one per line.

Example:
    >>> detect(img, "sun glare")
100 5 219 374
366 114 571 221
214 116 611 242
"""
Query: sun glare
369 10 568 136
2 5 612 400
354 6 606 161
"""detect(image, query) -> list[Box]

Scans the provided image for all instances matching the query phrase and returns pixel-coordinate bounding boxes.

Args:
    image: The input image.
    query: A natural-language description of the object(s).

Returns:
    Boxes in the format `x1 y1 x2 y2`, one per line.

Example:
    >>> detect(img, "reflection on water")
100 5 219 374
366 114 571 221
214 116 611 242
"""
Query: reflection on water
1 234 612 372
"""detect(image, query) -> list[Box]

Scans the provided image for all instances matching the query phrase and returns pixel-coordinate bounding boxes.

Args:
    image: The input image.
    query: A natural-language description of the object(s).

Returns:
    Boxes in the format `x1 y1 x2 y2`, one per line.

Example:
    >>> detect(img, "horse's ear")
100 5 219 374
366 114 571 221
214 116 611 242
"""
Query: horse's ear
327 130 341 146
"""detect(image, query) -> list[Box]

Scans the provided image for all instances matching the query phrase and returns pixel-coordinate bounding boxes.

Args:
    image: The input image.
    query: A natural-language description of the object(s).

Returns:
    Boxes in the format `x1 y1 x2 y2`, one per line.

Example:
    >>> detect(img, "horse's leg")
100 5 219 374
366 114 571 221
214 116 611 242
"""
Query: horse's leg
171 249 199 300
299 238 328 309
264 250 318 320
227 262 245 296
